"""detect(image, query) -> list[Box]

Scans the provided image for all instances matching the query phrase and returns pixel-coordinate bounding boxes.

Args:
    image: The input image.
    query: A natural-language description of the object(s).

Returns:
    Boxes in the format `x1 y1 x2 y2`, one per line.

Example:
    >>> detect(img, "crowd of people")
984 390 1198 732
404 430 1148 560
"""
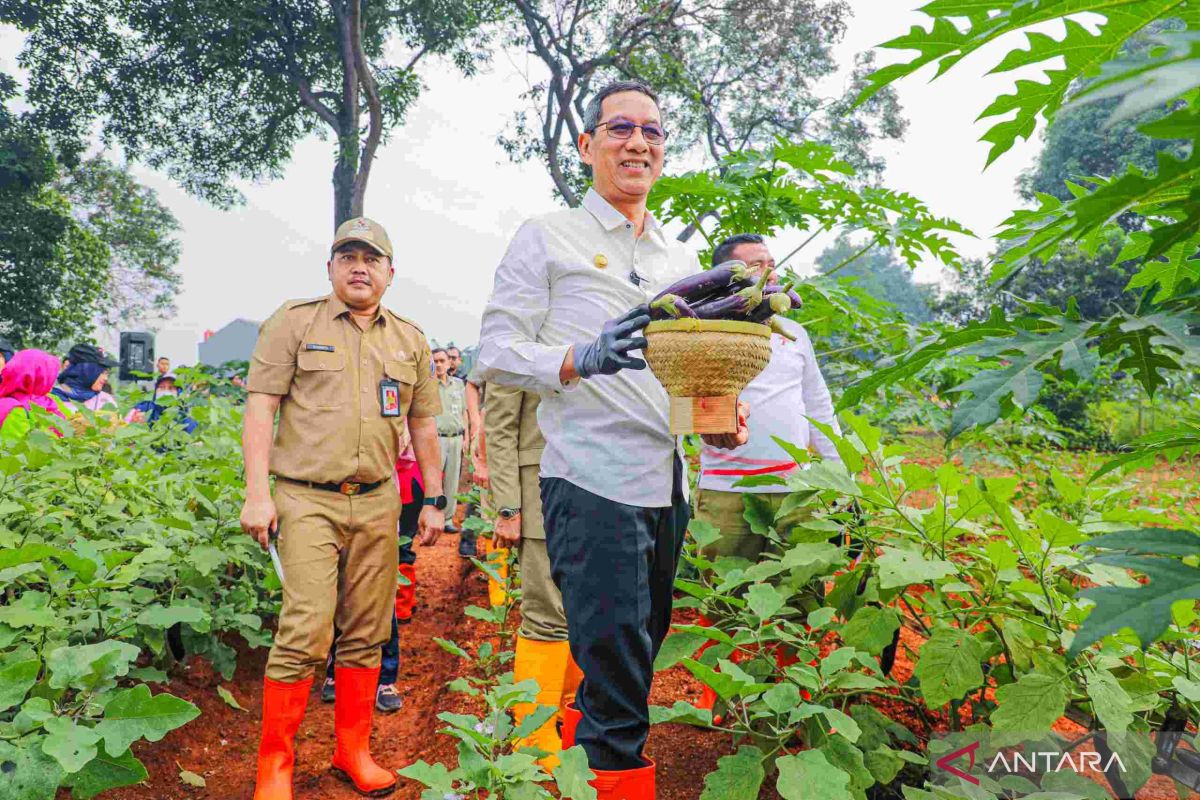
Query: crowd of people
0 342 206 442
236 77 841 800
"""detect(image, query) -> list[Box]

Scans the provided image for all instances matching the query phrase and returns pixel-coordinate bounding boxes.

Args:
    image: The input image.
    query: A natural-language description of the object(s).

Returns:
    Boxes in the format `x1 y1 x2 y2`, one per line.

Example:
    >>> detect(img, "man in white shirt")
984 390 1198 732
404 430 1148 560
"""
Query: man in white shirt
690 233 841 714
477 80 746 798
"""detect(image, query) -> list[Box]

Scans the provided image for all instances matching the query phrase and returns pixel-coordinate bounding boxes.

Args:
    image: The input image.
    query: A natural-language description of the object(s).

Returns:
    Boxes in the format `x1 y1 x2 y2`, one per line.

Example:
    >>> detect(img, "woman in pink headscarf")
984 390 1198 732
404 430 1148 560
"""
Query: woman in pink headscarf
0 349 67 441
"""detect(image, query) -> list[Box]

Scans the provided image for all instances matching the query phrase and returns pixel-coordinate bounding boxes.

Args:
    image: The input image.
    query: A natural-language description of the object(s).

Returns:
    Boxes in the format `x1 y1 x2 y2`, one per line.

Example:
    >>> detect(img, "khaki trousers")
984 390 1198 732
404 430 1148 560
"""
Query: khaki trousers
516 464 567 642
439 434 463 521
265 479 401 683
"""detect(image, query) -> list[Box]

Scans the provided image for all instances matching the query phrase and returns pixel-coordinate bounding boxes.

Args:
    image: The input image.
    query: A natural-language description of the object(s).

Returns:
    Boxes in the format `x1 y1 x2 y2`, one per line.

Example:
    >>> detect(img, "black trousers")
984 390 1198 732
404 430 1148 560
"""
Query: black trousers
541 457 689 771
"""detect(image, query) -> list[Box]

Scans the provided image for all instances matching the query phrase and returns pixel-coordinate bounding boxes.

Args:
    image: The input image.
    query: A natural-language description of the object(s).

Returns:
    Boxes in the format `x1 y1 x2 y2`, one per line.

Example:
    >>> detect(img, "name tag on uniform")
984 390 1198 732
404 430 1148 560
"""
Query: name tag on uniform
379 380 401 417
305 343 336 352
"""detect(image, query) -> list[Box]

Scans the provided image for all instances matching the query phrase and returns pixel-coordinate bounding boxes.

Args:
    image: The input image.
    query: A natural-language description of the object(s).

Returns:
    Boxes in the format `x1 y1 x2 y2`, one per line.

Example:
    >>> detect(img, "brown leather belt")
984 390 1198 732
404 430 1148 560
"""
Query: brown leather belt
278 476 389 496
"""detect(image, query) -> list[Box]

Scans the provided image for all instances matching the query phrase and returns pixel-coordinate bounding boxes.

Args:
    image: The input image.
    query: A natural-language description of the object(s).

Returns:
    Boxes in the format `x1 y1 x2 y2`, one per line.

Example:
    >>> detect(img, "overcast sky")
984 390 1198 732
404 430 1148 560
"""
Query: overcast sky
2 3 1059 365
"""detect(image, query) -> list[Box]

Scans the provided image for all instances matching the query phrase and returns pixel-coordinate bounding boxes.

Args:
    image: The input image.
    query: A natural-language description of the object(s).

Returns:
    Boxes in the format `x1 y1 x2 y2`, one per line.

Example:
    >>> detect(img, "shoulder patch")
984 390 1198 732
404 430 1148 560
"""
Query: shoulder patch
384 307 424 333
284 296 326 311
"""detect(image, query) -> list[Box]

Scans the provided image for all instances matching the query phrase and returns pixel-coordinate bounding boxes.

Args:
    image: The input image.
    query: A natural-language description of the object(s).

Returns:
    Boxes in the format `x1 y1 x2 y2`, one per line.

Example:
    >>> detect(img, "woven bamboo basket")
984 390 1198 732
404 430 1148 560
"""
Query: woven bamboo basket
644 318 771 434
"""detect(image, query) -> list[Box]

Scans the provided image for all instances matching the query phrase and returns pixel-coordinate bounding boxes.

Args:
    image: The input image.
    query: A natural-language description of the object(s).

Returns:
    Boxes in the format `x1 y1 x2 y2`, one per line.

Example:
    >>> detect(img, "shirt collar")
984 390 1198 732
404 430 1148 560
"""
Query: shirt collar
327 293 385 326
582 187 662 237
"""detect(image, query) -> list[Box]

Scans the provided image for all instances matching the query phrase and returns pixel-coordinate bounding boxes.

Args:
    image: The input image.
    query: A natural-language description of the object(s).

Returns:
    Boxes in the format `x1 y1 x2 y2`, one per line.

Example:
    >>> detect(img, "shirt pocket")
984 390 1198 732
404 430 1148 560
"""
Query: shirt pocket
296 350 346 409
384 360 417 412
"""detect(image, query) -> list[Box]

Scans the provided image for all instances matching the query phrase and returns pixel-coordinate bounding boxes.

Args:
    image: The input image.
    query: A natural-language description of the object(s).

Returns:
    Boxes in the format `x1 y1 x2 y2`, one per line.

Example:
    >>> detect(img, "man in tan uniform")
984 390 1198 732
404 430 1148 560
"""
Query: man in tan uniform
240 217 446 800
485 384 581 770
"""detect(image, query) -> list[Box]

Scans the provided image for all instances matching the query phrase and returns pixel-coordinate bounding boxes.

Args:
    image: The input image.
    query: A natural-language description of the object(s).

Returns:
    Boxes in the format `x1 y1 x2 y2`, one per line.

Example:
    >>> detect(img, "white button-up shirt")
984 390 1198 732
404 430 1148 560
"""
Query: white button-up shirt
699 317 841 493
476 188 697 507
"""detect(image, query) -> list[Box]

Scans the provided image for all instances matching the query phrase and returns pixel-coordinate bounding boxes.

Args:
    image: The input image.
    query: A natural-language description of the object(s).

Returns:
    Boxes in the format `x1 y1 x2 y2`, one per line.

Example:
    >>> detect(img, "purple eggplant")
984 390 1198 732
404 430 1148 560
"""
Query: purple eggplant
651 260 754 305
692 269 772 319
649 294 698 319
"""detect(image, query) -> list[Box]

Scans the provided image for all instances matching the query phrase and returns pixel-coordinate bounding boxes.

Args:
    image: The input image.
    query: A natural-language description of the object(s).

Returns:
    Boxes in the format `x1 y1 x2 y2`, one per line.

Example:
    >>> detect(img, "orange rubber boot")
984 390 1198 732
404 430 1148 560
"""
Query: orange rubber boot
561 651 583 723
395 563 416 623
561 701 582 749
253 675 313 800
330 666 397 796
590 759 656 800
512 637 570 770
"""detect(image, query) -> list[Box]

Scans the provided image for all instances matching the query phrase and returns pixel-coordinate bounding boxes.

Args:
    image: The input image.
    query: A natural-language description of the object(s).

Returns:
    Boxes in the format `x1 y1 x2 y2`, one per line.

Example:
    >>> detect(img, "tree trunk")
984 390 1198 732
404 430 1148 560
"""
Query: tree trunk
333 133 359 228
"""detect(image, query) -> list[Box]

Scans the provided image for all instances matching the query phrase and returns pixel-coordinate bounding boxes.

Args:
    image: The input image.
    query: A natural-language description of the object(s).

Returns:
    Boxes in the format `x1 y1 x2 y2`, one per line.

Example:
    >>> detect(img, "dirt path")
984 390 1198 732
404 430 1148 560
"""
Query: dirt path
108 534 481 800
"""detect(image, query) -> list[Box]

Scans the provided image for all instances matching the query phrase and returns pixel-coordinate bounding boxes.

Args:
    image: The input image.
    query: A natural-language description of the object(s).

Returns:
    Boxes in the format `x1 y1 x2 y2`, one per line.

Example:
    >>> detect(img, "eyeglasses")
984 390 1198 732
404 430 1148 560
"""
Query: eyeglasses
592 120 668 145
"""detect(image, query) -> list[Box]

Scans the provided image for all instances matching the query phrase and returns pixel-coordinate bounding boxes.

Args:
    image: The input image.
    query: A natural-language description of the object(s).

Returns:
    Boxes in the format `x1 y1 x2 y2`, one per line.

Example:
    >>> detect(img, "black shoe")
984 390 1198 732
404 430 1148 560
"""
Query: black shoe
458 536 476 558
320 676 335 703
444 523 460 534
375 684 403 713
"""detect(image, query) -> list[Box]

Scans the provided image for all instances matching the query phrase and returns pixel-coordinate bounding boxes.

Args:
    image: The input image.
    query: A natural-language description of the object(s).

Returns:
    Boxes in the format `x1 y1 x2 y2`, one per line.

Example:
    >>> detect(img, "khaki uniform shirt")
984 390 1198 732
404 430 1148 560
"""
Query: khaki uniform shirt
484 383 544 510
435 377 466 436
247 293 441 484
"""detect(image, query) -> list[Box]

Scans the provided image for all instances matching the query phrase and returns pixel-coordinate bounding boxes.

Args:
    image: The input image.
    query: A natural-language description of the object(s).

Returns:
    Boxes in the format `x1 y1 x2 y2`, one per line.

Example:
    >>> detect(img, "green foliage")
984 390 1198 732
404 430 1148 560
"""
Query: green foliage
57 157 183 330
817 237 935 323
668 417 1199 797
0 387 276 795
0 79 108 348
3 0 501 220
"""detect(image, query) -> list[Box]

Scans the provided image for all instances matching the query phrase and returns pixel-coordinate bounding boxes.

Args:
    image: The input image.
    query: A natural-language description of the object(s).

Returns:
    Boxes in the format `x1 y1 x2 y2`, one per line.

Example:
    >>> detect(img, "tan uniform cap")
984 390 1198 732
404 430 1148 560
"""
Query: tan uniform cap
331 217 393 259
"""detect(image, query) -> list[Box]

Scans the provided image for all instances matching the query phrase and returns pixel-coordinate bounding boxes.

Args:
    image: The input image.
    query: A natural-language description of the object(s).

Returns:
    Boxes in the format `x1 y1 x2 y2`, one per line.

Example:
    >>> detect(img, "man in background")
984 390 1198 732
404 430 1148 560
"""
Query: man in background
447 346 465 380
433 348 469 543
688 233 841 715
156 356 171 377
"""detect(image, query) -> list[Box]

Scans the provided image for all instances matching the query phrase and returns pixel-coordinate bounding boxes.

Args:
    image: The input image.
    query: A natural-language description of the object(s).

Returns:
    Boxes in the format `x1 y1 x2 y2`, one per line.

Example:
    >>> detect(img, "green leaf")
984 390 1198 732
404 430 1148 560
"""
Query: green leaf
135 604 208 629
1081 528 1200 558
95 685 200 756
742 495 776 536
913 626 985 708
776 750 852 800
864 747 906 786
1086 669 1134 735
649 701 713 727
700 745 765 800
745 584 788 621
840 606 900 656
512 704 557 740
42 717 102 774
0 659 41 710
216 686 244 712
0 738 64 800
682 659 771 702
688 518 723 549
396 760 455 792
875 546 956 589
992 671 1069 738
654 631 707 672
763 683 801 715
63 743 147 799
46 641 140 692
554 745 598 800
1069 555 1200 658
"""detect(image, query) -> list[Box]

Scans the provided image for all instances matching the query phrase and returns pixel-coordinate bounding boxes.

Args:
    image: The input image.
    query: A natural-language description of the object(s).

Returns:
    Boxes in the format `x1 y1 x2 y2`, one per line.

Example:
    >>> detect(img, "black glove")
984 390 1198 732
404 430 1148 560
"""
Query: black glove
573 304 652 379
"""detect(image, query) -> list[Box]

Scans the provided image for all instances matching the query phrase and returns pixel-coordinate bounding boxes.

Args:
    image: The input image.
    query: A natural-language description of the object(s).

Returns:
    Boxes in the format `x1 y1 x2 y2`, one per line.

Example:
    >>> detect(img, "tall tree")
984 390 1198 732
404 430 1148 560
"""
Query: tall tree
58 158 183 331
4 0 502 229
0 78 109 348
499 0 904 207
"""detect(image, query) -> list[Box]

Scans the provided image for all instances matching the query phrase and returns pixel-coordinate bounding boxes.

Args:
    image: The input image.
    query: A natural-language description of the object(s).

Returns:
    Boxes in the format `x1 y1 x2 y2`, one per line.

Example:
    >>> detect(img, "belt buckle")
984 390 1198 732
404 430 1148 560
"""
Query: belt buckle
339 481 362 496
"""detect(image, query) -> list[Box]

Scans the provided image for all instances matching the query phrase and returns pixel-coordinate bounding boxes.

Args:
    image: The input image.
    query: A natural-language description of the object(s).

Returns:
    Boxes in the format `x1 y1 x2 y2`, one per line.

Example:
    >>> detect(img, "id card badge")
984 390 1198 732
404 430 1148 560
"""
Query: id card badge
379 379 402 417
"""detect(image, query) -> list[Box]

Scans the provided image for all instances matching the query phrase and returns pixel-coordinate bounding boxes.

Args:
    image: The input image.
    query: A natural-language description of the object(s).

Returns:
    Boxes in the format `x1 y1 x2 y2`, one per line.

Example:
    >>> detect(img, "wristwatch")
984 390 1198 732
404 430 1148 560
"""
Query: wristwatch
423 495 448 510
498 507 521 520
